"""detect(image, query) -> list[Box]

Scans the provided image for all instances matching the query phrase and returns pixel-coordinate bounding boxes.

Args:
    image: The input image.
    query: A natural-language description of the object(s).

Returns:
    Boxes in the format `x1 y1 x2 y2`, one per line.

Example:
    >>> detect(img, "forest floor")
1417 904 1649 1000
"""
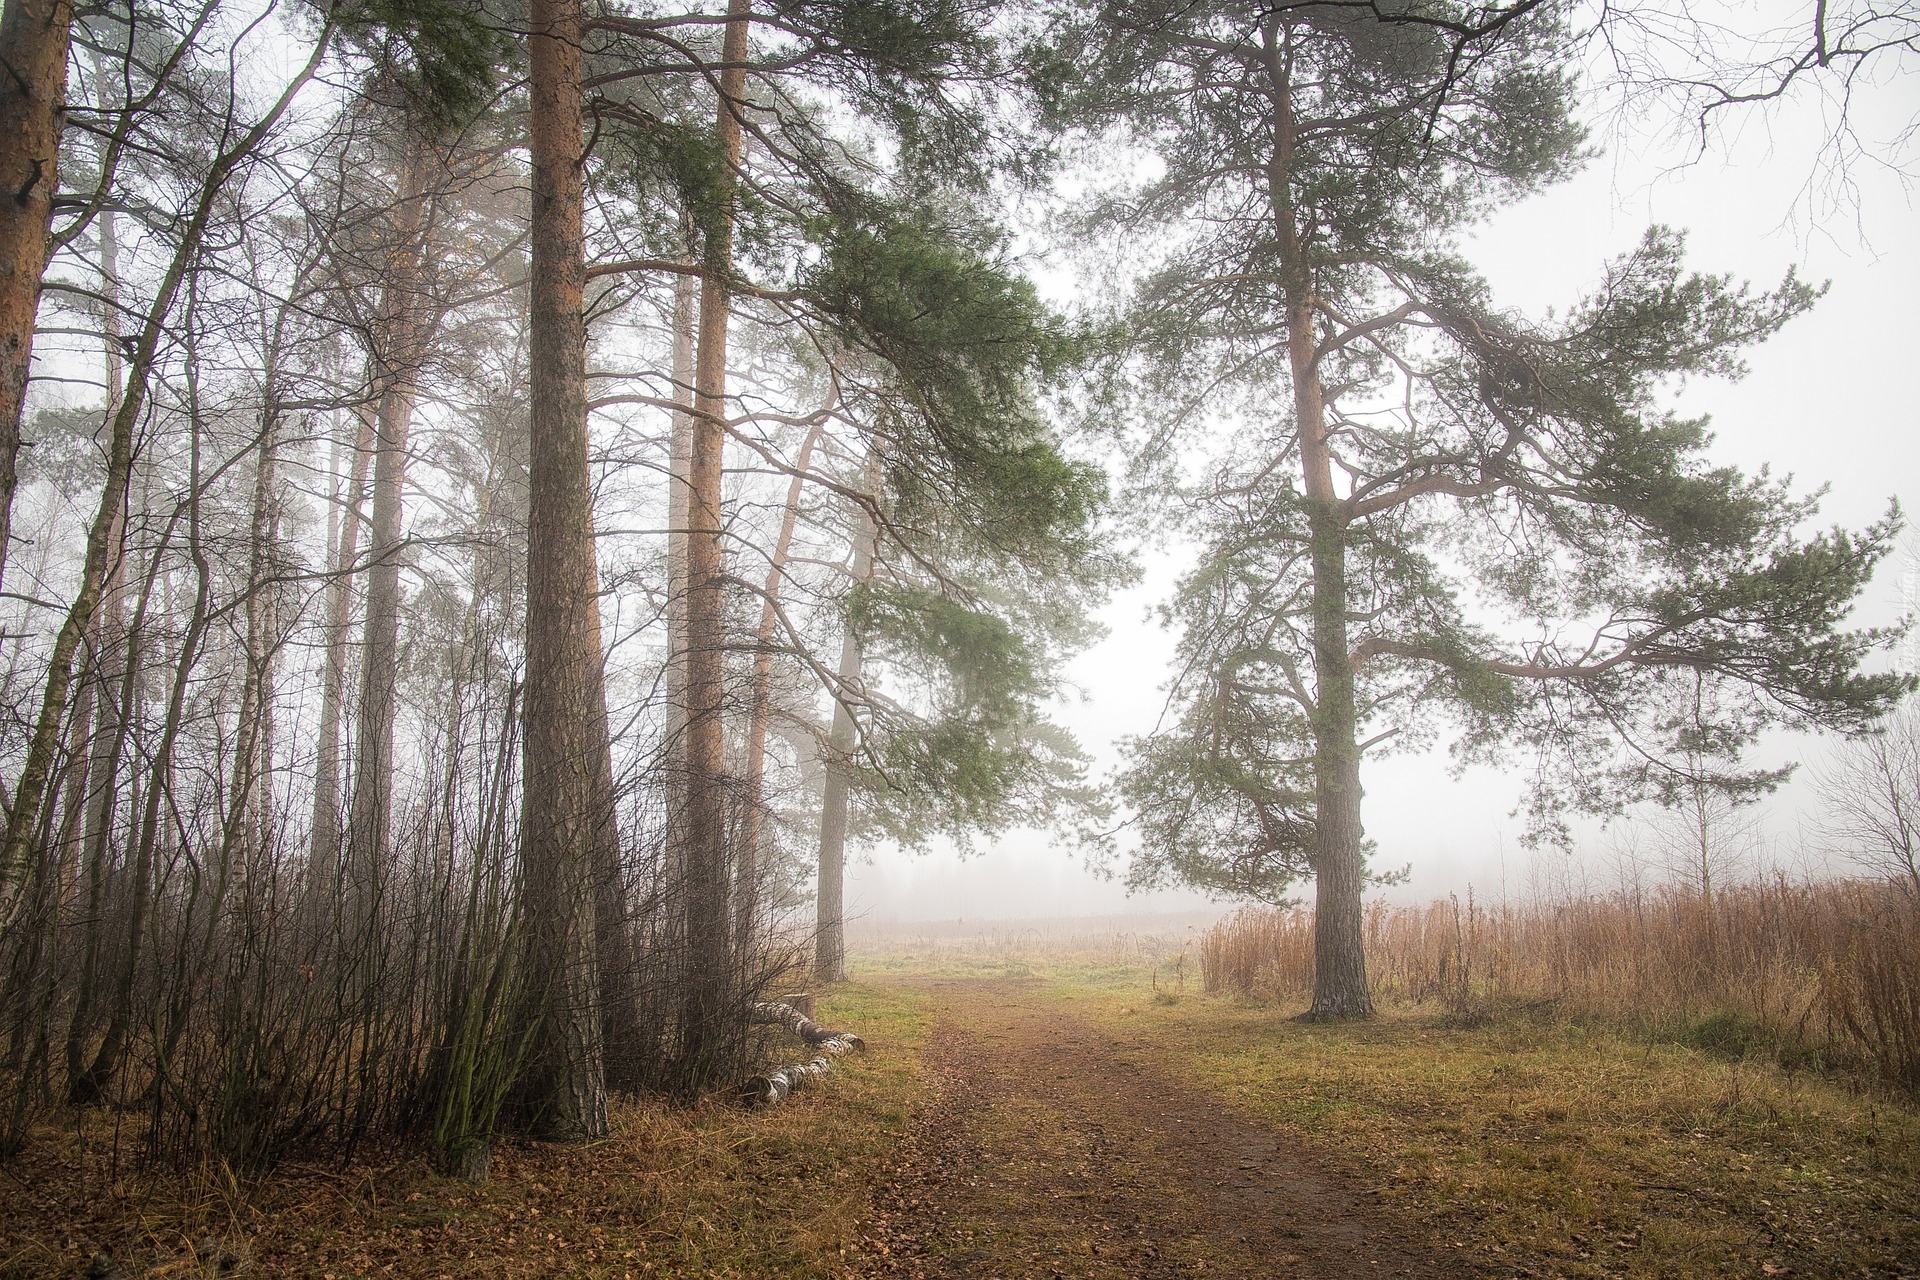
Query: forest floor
5 943 1919 1278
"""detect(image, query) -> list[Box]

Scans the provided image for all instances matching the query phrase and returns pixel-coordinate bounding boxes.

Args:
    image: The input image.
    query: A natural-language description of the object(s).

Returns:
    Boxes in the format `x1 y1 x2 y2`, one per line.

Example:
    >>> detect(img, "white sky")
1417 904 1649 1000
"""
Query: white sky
846 57 1920 925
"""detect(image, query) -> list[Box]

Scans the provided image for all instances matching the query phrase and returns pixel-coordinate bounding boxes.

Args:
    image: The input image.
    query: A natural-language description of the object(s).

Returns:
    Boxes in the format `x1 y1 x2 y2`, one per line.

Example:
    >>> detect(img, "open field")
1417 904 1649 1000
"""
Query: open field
848 923 1920 1279
5 921 1916 1278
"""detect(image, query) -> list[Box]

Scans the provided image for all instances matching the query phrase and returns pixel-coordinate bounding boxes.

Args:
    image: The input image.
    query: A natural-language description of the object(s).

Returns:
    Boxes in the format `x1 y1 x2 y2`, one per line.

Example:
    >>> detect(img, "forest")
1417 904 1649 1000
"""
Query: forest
0 0 1915 1274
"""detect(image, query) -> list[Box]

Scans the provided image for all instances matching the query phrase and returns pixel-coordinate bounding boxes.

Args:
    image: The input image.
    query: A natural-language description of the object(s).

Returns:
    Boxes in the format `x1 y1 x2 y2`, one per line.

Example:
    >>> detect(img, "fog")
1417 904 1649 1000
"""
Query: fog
847 76 1920 928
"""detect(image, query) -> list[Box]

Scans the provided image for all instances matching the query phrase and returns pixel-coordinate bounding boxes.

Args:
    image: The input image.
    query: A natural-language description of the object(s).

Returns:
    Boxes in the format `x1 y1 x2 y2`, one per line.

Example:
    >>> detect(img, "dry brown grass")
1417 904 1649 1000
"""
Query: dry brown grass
0 984 926 1279
1044 974 1920 1279
1201 879 1920 1098
847 913 1214 983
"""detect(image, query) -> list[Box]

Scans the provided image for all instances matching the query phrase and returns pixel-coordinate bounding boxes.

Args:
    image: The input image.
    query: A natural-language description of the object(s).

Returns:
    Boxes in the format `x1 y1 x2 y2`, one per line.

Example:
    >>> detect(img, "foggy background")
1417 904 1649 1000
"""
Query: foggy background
845 66 1920 930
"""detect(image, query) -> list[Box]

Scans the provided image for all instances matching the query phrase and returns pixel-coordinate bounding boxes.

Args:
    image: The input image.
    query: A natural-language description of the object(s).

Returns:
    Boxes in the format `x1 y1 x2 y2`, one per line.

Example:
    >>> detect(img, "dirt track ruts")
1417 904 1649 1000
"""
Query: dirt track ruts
842 977 1474 1280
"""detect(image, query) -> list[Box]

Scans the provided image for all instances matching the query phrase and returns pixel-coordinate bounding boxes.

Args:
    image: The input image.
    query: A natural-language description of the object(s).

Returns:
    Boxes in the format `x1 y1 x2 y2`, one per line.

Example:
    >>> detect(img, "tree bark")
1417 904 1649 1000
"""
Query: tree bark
82 206 128 860
516 0 609 1141
736 1006 864 1109
679 0 753 1084
309 400 375 885
737 422 821 959
345 133 435 917
666 263 697 715
0 0 76 587
62 215 130 1096
814 482 876 985
1302 499 1371 1020
659 243 696 999
586 571 645 1093
1266 28 1373 1020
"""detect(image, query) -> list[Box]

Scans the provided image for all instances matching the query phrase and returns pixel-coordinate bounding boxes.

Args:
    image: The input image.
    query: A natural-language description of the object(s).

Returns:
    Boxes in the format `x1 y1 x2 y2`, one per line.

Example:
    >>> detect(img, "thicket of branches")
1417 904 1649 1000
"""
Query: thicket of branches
0 0 1112 1173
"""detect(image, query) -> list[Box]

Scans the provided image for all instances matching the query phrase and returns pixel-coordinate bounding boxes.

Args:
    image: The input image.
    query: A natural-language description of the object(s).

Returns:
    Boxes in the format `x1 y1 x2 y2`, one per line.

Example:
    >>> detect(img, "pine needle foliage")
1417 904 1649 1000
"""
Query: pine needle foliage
1034 0 1911 1010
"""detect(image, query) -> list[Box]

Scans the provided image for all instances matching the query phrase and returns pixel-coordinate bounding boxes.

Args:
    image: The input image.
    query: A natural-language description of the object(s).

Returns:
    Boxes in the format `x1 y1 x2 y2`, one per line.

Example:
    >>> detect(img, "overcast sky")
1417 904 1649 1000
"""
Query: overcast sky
844 55 1919 927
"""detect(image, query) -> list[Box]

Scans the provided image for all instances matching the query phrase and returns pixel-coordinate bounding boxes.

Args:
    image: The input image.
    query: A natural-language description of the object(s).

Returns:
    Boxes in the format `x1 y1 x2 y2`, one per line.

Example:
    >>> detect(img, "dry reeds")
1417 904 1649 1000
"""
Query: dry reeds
1201 878 1920 1099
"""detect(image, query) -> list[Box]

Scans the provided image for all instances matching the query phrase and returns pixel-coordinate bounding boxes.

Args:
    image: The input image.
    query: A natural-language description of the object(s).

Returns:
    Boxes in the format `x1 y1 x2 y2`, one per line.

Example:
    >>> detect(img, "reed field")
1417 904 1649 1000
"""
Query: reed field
1200 879 1920 1100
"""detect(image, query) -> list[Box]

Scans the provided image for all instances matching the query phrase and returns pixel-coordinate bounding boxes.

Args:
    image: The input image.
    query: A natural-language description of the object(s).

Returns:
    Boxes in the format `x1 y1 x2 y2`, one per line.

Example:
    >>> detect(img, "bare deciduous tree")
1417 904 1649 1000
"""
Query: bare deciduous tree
1816 702 1920 898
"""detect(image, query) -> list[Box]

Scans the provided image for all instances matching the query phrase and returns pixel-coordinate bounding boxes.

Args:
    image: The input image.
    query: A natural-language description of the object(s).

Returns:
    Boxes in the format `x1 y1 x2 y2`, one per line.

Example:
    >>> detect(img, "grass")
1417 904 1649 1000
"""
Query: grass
0 983 934 1279
1009 958 1920 1279
10 932 1918 1278
1202 885 1920 1101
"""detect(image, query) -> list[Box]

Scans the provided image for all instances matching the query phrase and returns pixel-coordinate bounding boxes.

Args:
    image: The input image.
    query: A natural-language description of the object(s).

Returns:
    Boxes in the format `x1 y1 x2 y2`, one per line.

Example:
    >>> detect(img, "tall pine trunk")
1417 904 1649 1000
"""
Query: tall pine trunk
0 0 76 587
1301 500 1369 1020
666 260 697 721
309 401 375 885
1269 43 1372 1019
679 0 752 1084
660 248 696 1014
815 481 875 985
346 133 435 917
737 423 820 957
516 0 609 1141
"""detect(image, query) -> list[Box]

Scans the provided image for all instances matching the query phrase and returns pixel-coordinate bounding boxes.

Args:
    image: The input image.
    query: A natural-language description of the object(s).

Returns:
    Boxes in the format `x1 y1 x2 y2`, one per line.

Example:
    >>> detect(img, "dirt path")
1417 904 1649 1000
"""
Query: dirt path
843 978 1472 1280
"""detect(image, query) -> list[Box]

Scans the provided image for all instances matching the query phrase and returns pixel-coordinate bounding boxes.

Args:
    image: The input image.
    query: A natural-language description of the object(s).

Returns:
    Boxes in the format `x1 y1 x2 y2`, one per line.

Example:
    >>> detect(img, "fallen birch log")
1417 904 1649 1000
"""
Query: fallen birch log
740 1002 866 1108
751 1000 865 1052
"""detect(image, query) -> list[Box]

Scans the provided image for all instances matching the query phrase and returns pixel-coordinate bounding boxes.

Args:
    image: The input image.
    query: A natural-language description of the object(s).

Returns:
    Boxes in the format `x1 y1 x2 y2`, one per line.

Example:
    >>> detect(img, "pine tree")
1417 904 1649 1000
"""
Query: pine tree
586 0 1103 1066
1041 0 1911 1018
516 0 611 1141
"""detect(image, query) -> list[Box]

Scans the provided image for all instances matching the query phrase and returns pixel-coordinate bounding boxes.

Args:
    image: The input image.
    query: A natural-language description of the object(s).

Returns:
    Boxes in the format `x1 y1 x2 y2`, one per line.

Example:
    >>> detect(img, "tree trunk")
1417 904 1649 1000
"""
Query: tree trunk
65 515 161 1105
62 218 131 1095
737 1003 864 1108
60 61 138 1093
815 482 876 985
52 208 128 893
72 320 219 1105
1267 41 1373 1019
345 134 434 917
515 0 609 1142
660 244 696 1007
679 0 752 1085
221 406 282 882
52 621 97 890
76 204 128 836
1289 284 1370 1021
0 0 76 588
1302 503 1371 1020
587 572 645 1093
737 422 821 958
309 400 375 885
1291 295 1372 1021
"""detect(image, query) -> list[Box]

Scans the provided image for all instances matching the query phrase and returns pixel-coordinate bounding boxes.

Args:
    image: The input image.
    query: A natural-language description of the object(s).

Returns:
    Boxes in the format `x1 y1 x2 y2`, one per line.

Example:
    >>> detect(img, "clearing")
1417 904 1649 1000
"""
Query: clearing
844 976 1461 1279
5 961 1918 1278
